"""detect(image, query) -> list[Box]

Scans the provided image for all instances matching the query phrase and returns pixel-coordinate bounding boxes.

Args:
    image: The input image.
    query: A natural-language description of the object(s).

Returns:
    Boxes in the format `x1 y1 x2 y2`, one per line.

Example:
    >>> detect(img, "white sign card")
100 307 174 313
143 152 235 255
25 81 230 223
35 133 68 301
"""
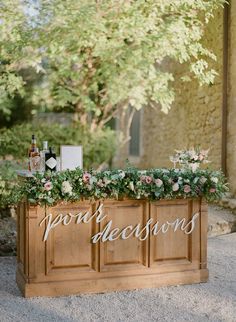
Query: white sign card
60 145 83 170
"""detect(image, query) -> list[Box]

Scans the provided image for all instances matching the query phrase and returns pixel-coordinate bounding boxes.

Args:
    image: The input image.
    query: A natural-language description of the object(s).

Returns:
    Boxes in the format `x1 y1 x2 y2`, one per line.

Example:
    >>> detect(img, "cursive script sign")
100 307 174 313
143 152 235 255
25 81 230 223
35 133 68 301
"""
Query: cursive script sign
39 203 199 243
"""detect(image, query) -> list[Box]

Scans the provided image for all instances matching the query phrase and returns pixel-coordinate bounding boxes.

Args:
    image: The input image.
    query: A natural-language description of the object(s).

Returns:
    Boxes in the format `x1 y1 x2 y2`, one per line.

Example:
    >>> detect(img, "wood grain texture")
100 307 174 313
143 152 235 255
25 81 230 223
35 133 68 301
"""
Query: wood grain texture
16 198 208 297
200 199 208 269
100 200 149 272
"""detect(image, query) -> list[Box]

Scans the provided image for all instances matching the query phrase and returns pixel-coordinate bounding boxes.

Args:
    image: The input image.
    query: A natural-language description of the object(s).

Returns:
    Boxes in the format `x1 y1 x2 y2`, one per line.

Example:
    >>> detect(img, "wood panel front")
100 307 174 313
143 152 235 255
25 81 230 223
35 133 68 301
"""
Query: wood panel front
100 200 149 272
44 201 98 276
149 199 200 272
16 198 208 297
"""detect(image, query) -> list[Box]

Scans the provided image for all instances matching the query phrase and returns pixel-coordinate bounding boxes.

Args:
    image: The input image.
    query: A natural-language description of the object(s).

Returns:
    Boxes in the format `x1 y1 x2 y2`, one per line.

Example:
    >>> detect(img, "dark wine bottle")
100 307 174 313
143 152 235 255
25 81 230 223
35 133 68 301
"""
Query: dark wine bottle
45 147 57 172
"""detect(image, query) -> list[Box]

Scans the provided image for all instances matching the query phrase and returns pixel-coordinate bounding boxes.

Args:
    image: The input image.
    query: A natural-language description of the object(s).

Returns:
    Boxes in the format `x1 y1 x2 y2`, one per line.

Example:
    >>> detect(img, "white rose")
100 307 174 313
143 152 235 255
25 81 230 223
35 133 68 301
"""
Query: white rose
211 177 218 184
104 178 111 185
118 170 125 179
90 176 97 184
200 177 207 184
172 183 179 192
155 179 163 187
62 181 73 195
129 181 135 191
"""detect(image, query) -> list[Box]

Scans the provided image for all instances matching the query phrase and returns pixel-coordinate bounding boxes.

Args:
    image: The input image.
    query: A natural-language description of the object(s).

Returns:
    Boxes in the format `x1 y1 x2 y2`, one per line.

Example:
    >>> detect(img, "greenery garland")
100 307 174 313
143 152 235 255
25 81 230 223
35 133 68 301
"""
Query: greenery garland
18 167 228 206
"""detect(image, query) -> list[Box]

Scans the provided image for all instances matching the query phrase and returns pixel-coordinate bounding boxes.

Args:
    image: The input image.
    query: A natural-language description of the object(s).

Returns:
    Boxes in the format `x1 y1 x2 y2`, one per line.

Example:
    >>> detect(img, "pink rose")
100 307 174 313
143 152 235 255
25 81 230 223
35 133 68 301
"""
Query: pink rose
83 172 91 184
210 188 216 193
145 176 152 184
155 178 163 187
140 175 152 184
44 181 53 191
172 183 179 192
184 185 191 193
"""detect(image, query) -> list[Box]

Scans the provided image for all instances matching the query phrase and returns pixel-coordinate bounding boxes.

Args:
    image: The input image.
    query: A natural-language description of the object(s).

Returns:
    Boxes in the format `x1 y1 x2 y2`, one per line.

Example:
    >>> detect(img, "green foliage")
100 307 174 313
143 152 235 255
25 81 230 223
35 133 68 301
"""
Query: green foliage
0 0 226 127
0 0 28 115
0 123 116 168
0 161 22 208
18 167 228 206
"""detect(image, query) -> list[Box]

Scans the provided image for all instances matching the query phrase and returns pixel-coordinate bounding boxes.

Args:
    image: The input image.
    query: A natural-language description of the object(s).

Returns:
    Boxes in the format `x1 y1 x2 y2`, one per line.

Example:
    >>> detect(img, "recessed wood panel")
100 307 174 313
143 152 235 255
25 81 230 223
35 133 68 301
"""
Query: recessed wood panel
17 202 26 276
45 202 98 275
150 199 200 272
100 200 148 272
18 202 25 266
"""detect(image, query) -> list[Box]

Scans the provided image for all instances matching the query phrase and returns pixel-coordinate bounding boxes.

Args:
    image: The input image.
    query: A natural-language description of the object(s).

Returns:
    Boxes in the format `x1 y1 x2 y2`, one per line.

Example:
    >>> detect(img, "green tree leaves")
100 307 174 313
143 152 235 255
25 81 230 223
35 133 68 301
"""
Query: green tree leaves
0 0 226 125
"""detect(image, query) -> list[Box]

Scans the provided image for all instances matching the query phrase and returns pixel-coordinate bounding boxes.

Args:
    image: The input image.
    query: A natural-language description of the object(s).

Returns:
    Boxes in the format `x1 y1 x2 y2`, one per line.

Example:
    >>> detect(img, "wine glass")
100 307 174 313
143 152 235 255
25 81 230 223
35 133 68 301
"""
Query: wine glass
169 155 179 169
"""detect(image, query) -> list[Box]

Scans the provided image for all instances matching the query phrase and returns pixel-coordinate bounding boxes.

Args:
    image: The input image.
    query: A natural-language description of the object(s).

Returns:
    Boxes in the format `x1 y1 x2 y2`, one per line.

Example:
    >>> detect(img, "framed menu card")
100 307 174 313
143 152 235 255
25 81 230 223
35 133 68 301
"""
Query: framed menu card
60 145 83 170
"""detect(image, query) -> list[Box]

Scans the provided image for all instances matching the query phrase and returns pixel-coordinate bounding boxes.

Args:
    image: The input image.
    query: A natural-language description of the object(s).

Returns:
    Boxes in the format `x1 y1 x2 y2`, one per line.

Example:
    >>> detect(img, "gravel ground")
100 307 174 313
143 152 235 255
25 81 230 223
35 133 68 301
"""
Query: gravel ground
0 233 236 322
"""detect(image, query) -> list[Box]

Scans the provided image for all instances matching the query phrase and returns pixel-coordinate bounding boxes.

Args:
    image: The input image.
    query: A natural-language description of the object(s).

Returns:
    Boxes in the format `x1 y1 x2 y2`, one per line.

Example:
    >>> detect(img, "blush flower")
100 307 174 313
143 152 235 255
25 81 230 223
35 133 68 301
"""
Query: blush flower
184 185 191 193
199 153 204 161
172 183 179 192
140 175 147 183
83 172 91 184
210 188 216 193
145 176 152 184
44 181 53 191
155 178 163 187
140 175 152 184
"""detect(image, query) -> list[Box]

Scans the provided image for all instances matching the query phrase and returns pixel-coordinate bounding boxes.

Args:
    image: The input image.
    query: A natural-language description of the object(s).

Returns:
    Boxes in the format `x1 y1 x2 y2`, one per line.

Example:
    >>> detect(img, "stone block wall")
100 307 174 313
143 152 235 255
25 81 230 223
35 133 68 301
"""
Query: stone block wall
227 1 236 195
139 9 223 170
114 6 236 196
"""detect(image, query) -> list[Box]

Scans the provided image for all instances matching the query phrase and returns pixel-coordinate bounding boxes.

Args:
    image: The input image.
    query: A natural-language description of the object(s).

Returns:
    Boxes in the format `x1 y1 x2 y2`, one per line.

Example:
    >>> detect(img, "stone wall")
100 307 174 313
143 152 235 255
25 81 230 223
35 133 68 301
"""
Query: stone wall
226 1 236 195
139 8 224 170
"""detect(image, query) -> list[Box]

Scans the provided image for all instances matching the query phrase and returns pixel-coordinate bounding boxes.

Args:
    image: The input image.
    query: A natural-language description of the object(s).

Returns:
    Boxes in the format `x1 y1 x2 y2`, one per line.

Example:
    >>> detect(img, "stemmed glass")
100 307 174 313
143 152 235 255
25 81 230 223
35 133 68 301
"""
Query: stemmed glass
169 155 179 169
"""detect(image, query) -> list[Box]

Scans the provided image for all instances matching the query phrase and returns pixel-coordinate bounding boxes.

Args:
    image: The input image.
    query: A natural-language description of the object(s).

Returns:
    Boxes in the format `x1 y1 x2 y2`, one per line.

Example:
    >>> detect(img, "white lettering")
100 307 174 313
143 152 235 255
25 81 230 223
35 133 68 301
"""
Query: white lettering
62 213 73 226
40 213 63 241
120 225 134 239
183 212 199 234
40 203 200 243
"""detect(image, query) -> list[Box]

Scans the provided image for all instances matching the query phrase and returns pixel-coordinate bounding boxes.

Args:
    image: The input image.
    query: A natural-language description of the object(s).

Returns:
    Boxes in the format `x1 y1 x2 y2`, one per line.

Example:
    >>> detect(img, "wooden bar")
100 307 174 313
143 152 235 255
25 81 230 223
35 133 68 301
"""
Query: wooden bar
16 198 208 297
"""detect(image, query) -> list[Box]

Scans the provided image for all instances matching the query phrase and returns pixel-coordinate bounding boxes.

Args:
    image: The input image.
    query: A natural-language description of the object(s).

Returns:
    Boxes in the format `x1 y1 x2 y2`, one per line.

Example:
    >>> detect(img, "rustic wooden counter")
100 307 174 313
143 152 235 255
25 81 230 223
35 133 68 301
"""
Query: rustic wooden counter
16 198 208 297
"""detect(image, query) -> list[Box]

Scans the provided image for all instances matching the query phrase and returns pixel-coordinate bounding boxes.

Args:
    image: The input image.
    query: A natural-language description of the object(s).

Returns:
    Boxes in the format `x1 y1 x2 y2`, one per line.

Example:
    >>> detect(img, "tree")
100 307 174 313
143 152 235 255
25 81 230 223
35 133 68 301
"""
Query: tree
0 0 225 133
0 0 43 125
0 0 26 118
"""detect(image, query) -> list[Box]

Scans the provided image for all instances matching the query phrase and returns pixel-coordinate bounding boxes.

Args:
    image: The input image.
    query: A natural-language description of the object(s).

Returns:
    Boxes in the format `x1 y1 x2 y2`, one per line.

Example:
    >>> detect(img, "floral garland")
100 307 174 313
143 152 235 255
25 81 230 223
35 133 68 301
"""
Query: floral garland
18 167 228 206
172 147 210 165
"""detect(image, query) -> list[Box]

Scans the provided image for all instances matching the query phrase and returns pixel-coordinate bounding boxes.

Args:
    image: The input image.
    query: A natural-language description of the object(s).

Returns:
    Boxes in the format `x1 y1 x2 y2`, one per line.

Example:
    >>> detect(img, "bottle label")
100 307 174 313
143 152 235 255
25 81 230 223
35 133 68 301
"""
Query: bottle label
45 157 57 169
30 156 41 171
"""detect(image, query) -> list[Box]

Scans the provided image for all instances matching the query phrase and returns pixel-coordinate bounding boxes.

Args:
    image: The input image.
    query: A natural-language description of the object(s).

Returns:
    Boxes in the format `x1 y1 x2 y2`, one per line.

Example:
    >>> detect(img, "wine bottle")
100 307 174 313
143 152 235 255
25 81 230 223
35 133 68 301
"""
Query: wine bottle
28 134 37 171
40 141 49 172
45 147 57 172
